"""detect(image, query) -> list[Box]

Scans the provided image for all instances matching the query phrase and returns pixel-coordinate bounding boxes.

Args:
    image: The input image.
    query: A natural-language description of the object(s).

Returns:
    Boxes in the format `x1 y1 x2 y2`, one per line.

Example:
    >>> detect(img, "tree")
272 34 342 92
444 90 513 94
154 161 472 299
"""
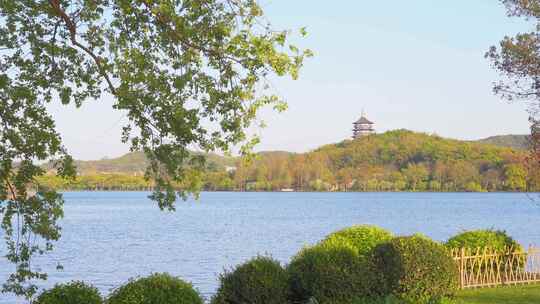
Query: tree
504 163 527 191
336 168 354 191
487 1 540 164
402 163 429 191
487 1 540 103
0 0 310 298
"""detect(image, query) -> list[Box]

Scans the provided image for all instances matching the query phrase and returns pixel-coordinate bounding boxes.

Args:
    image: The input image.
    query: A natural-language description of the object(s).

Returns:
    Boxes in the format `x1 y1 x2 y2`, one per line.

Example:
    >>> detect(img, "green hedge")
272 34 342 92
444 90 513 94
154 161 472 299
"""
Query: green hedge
372 235 458 304
321 225 393 258
446 229 524 274
287 241 376 304
211 256 288 304
106 273 203 304
34 281 102 304
446 229 521 252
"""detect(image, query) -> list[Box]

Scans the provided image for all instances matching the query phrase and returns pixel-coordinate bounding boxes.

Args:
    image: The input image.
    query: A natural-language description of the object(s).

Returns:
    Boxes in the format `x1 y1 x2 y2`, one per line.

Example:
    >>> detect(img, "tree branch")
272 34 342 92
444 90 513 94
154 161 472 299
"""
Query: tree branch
5 179 17 202
48 0 117 95
139 0 245 66
497 88 540 97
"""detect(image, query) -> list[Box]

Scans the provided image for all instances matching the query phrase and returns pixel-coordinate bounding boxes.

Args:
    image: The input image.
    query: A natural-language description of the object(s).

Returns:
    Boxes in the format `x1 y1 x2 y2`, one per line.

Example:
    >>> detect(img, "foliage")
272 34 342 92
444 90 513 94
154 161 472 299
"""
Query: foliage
487 0 540 105
321 225 393 258
487 1 540 170
446 229 524 272
33 281 102 304
41 151 237 176
0 164 73 296
106 273 202 304
446 229 521 252
36 130 540 193
504 164 527 191
211 256 288 304
227 130 533 192
0 0 309 297
475 135 529 151
287 241 376 304
372 235 459 304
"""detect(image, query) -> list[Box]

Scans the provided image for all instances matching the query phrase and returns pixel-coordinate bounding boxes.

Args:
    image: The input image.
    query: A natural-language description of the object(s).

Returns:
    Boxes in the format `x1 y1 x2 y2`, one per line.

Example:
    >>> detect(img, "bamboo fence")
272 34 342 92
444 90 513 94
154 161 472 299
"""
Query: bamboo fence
451 246 540 289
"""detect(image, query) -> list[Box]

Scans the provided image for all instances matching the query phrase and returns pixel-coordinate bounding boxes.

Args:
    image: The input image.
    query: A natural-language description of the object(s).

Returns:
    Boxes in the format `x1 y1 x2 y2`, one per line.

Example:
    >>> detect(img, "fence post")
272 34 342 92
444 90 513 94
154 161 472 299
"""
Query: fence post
460 247 465 289
528 244 532 284
502 246 507 286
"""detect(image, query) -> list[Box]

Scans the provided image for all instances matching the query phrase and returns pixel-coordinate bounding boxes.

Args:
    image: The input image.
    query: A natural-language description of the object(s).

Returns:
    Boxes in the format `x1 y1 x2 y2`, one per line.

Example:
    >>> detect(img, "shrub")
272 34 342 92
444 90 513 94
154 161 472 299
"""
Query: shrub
372 235 458 304
34 281 102 304
107 273 203 304
211 256 288 304
446 229 524 273
322 225 393 258
287 241 376 304
446 229 521 252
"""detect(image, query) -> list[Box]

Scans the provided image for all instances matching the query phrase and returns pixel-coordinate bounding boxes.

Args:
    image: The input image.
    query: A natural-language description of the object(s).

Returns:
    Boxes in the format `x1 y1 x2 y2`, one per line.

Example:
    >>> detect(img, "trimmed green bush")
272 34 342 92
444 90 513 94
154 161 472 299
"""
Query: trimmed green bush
211 256 288 304
322 225 393 258
446 229 521 252
446 229 524 274
372 235 458 304
107 273 203 304
34 281 102 304
287 241 376 304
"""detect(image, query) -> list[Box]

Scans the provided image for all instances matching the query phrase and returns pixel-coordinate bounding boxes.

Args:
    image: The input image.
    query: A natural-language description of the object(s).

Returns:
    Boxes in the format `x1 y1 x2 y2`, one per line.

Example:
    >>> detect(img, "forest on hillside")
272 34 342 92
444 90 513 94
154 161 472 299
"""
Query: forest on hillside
37 130 539 192
474 135 529 150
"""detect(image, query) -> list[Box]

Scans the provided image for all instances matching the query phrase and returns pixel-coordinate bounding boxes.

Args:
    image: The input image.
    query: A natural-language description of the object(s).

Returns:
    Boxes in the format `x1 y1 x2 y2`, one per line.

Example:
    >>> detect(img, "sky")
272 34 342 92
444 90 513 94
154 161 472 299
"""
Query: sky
48 1 534 160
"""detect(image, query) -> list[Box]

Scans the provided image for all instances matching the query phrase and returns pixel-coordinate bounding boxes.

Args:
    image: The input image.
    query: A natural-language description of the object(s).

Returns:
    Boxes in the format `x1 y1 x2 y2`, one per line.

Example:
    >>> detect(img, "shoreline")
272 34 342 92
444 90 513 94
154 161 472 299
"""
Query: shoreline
54 189 538 194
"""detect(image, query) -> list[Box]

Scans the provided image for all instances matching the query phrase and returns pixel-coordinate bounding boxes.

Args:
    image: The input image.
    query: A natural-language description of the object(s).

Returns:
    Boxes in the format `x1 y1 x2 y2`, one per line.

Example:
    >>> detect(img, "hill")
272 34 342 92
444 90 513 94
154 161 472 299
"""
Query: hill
57 150 291 175
38 130 539 192
60 132 528 176
475 135 529 150
229 129 534 192
74 151 149 175
50 151 237 175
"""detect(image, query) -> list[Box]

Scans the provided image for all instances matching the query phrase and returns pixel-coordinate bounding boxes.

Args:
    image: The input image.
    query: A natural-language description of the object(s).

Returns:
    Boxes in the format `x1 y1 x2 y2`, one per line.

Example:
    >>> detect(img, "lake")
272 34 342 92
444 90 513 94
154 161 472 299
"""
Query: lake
1 191 540 303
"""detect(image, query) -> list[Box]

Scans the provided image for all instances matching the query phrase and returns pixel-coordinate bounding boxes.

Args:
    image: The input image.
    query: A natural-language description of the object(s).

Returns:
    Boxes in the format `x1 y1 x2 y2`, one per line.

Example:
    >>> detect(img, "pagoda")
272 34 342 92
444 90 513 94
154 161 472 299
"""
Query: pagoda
352 112 375 139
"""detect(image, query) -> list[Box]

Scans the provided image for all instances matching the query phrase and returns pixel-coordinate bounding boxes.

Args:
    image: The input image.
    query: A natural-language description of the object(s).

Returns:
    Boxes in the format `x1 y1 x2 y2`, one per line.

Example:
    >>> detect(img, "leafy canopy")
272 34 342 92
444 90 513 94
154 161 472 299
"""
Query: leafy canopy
488 0 540 160
0 0 310 299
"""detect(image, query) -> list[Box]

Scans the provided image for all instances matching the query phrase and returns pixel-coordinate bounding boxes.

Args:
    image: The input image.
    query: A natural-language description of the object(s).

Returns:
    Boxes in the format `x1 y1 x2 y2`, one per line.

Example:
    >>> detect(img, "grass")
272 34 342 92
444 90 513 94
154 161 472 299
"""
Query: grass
455 284 540 304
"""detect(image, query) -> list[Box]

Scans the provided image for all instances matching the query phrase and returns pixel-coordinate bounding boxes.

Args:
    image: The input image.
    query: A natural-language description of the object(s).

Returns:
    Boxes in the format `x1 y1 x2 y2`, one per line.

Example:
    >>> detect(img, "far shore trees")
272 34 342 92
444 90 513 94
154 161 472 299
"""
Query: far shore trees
0 1 310 299
36 130 539 193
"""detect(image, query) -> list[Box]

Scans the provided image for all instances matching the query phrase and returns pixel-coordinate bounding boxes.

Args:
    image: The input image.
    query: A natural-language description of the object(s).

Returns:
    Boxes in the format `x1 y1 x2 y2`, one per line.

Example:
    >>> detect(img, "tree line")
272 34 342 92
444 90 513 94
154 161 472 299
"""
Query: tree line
38 130 538 193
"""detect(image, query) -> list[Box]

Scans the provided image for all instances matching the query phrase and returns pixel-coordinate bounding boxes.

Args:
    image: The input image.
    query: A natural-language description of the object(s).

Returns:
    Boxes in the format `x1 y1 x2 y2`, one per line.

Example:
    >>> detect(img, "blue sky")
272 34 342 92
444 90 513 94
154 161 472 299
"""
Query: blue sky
49 1 533 160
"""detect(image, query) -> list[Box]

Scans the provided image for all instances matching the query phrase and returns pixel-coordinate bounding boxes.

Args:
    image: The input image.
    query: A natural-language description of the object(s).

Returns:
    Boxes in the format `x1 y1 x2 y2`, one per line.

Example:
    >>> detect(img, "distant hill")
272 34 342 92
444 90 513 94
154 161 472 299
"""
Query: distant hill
60 133 530 175
39 130 539 192
475 135 529 150
62 150 294 175
74 152 149 174
256 151 296 157
55 151 237 175
229 129 532 192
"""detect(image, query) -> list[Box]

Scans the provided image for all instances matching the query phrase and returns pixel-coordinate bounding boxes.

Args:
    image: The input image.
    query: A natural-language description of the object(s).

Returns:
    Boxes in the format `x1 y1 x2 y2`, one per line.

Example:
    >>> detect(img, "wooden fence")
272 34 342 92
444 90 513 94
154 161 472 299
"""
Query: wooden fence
451 246 540 289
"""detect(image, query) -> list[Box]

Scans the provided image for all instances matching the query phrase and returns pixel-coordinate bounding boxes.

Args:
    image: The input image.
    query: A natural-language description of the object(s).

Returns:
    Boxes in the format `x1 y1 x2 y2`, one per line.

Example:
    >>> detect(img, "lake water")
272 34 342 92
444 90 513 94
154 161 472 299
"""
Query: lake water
1 191 540 303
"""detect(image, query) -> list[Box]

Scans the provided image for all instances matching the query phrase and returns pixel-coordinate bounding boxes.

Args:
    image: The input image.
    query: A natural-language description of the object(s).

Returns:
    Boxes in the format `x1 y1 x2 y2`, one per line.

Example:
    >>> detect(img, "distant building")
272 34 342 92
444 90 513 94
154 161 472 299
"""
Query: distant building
352 112 375 139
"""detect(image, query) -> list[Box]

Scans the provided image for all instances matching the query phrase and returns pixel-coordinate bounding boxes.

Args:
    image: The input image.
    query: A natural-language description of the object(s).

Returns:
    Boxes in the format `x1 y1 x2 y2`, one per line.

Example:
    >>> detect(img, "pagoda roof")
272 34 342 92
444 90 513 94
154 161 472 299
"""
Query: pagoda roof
354 116 373 124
